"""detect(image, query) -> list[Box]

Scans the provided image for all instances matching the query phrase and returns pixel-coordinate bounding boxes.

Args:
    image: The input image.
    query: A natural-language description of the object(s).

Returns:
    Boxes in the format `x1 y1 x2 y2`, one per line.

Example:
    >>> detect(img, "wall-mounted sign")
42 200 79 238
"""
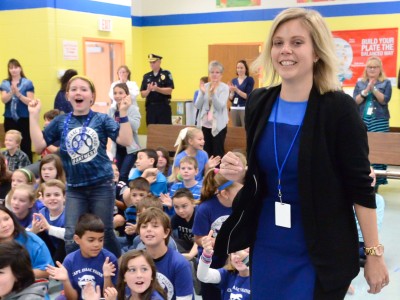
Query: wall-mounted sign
63 40 79 60
98 18 112 32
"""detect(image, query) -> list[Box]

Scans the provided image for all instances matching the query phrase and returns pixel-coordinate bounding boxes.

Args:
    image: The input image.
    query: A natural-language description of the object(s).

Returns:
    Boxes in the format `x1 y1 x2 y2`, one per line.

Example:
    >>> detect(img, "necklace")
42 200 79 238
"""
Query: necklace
61 110 94 155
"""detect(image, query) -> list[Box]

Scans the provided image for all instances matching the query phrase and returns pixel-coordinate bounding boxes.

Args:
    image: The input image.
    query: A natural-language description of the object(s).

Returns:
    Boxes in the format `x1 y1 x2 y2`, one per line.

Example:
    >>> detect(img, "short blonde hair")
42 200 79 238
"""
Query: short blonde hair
252 7 340 94
5 130 22 145
362 56 387 82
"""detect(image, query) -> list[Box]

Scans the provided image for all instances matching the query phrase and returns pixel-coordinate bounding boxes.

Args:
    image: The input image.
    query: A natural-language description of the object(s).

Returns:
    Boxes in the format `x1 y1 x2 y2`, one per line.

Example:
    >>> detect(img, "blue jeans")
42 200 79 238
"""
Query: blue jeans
65 179 121 257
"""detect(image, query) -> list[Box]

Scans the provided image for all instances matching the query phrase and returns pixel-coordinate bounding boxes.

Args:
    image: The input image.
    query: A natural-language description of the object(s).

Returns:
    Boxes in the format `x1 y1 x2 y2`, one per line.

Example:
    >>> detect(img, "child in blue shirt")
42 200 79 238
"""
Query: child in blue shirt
136 207 194 300
29 75 133 257
128 148 167 197
47 213 118 300
198 230 250 300
192 168 243 300
169 127 220 183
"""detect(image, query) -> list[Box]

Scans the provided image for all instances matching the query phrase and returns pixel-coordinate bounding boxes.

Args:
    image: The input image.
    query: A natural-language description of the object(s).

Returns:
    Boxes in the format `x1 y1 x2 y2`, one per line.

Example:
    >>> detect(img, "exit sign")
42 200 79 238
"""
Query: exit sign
98 18 112 32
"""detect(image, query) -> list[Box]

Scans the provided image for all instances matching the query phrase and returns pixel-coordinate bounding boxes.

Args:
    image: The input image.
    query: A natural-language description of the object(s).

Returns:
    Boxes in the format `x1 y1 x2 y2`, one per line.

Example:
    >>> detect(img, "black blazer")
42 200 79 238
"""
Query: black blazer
215 85 376 291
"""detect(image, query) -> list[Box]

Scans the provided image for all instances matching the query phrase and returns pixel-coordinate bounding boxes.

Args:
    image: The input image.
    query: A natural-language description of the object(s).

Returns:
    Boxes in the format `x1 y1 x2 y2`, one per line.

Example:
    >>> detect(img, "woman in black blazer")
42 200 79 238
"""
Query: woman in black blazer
214 7 389 300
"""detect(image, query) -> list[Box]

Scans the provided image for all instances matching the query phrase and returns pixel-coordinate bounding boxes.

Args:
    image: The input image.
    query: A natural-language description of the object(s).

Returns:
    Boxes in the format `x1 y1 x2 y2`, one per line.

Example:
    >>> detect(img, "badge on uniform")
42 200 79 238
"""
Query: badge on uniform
161 74 165 80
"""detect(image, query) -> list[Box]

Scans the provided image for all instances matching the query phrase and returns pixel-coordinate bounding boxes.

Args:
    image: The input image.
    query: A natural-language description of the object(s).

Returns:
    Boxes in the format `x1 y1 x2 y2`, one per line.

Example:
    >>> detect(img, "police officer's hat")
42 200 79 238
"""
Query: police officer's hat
148 54 162 62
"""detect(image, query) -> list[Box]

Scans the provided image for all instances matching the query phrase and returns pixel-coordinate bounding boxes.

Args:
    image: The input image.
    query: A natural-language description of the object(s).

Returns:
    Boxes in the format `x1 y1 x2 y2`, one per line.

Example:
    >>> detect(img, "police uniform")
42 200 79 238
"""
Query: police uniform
141 54 174 125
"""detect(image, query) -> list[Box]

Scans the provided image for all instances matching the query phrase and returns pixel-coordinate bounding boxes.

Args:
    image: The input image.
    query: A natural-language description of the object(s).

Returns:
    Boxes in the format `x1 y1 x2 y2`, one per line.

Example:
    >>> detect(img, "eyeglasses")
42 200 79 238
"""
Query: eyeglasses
367 66 380 70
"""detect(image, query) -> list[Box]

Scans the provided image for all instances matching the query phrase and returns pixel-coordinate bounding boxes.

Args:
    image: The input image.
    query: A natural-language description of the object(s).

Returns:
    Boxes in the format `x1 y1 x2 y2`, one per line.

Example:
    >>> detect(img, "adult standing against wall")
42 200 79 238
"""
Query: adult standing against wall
109 65 140 108
353 57 392 190
215 8 388 299
228 60 255 127
195 61 229 158
140 54 174 125
54 69 77 113
0 59 34 162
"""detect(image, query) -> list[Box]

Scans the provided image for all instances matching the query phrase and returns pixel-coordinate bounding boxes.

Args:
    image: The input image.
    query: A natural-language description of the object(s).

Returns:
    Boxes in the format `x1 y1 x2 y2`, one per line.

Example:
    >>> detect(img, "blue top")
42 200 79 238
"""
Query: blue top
15 231 54 270
169 180 202 200
230 76 255 107
192 195 231 267
0 77 34 118
252 98 315 299
218 269 250 300
171 206 196 252
43 112 119 187
54 90 73 113
128 168 168 197
173 150 208 181
154 247 194 300
39 206 65 248
64 248 118 300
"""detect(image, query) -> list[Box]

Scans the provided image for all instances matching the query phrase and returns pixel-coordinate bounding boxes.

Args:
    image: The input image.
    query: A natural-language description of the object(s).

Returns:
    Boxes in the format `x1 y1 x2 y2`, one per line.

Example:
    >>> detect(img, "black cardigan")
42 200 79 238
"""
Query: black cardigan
215 85 376 291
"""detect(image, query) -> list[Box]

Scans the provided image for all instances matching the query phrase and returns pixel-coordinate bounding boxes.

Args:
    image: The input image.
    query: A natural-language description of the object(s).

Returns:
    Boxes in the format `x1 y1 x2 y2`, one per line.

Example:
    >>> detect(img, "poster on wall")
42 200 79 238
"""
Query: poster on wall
297 0 338 2
217 0 261 8
333 28 398 87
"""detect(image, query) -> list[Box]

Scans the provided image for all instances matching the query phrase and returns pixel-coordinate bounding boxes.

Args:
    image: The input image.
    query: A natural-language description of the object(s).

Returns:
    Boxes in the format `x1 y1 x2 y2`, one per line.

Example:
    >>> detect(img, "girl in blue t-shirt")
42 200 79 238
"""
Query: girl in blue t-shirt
192 168 243 300
28 75 133 258
116 249 167 300
198 230 250 300
169 127 220 183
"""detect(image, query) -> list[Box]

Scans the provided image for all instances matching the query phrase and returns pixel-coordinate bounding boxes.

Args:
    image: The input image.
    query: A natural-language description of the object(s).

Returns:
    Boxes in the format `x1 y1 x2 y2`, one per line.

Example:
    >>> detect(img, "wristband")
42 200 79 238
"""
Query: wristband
119 116 129 123
360 90 367 98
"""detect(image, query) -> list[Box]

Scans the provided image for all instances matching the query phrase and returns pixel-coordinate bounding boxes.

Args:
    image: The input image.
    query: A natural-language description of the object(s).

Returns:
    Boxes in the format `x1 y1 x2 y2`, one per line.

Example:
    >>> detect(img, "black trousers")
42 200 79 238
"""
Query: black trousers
202 126 227 158
313 277 350 300
145 102 172 125
4 117 32 162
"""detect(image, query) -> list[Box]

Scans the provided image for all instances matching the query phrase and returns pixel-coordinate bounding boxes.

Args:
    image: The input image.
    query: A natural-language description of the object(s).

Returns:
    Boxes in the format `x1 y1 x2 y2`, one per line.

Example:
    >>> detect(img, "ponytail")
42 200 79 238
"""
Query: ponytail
199 168 231 203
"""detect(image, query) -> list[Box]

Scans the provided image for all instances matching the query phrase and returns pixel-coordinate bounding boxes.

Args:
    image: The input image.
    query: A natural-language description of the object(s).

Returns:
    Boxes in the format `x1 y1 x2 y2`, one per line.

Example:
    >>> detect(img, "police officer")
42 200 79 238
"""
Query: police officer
140 54 174 125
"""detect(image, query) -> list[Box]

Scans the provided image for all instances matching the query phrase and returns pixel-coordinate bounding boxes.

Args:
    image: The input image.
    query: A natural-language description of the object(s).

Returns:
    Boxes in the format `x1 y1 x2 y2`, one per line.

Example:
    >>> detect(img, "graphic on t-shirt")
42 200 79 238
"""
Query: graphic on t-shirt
65 127 99 165
156 272 174 300
230 294 243 300
78 274 96 297
211 215 229 238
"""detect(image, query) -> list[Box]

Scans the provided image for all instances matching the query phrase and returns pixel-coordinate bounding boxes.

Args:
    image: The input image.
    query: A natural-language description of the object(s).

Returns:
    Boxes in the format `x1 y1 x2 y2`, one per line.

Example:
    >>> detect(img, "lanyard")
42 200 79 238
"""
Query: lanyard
62 110 94 155
273 98 304 203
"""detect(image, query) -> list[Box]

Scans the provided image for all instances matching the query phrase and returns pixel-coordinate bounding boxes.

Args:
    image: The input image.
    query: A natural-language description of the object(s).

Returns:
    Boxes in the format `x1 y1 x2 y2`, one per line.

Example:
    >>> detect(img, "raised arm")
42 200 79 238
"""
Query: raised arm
28 99 48 153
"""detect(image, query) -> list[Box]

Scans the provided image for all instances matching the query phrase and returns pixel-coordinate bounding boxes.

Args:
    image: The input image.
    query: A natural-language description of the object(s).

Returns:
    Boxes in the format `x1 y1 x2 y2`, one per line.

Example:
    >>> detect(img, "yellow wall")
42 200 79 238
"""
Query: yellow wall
0 8 133 126
133 13 400 126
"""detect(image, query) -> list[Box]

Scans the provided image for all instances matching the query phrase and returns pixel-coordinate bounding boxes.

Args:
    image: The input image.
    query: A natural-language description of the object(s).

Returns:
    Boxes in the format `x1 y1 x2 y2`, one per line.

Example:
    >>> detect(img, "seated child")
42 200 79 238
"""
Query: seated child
169 127 220 183
168 156 202 200
171 188 197 260
5 168 38 210
127 195 177 252
135 207 194 300
0 241 48 299
30 179 66 263
198 230 250 300
2 129 31 172
115 250 167 300
111 162 128 236
9 184 36 228
127 149 167 197
0 206 53 279
46 214 118 300
119 177 150 249
41 109 62 157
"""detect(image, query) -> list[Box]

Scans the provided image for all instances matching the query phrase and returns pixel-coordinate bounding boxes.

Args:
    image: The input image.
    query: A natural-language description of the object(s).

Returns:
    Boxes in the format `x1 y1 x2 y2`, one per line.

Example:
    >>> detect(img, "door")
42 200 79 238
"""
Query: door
83 39 124 113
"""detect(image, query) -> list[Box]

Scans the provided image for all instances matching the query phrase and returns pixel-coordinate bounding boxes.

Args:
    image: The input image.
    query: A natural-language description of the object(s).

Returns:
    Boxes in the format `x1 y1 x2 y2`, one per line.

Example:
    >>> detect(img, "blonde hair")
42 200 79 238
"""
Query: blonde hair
169 127 202 182
5 130 22 145
362 56 387 82
41 179 66 196
252 7 340 94
10 184 35 204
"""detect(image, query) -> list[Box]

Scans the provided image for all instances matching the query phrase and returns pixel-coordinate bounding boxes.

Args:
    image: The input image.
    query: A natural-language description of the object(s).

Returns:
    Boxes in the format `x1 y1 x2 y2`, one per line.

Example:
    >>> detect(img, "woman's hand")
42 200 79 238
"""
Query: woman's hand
219 152 246 184
366 79 377 92
201 230 215 255
364 256 389 294
119 95 131 114
200 82 206 94
206 155 221 169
